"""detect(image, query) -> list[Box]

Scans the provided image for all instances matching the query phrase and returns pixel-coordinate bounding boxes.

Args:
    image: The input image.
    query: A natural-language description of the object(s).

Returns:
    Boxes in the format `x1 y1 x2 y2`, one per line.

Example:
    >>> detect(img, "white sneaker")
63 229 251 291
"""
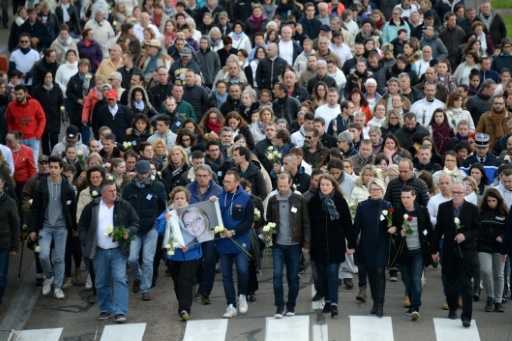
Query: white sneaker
42 277 54 296
223 304 237 318
86 274 93 289
54 289 65 299
238 294 248 314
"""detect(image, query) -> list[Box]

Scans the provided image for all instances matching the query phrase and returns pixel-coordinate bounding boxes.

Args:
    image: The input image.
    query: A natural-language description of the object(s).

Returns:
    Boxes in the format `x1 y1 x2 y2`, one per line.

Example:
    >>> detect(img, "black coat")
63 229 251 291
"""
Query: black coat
478 208 506 254
29 176 77 233
309 190 356 264
161 162 191 193
182 84 210 121
0 192 20 252
272 95 301 127
384 175 430 208
256 57 288 91
66 73 95 127
95 103 133 143
31 82 64 134
122 178 167 234
432 200 481 259
56 4 81 35
31 60 59 88
395 203 434 267
234 161 267 200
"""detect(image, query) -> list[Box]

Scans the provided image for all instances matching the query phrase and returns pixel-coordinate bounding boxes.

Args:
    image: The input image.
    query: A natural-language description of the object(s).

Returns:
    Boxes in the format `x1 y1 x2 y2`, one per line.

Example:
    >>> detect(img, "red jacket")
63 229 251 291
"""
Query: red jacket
12 144 36 184
6 95 46 140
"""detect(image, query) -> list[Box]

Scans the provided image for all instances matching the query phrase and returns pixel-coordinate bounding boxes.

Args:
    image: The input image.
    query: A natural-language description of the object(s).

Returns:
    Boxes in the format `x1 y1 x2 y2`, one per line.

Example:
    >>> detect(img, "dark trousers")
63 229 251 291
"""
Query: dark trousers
358 263 368 288
367 266 386 304
65 234 82 277
443 248 476 320
168 258 200 313
197 239 216 294
41 132 60 157
153 234 164 281
248 257 259 293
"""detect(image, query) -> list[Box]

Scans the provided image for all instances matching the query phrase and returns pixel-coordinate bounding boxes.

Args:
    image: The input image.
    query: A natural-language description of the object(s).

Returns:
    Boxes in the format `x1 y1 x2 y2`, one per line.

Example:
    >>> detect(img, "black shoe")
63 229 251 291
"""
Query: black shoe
35 277 44 287
98 312 111 320
473 290 480 301
247 293 257 302
201 292 211 305
165 268 172 276
322 302 331 313
132 279 141 294
312 292 323 301
404 308 414 316
448 311 457 320
495 302 505 312
344 278 354 290
462 317 471 328
115 314 127 323
371 303 377 314
275 309 284 319
485 297 494 312
331 305 338 318
151 277 157 288
376 304 384 317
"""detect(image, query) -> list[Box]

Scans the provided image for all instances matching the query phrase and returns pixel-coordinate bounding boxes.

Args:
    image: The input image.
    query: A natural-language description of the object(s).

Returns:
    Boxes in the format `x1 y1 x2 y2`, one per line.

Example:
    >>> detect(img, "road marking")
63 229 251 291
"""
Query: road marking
311 285 323 310
265 316 309 341
183 319 228 341
312 323 328 341
433 318 481 341
100 323 146 341
350 316 394 341
14 327 63 341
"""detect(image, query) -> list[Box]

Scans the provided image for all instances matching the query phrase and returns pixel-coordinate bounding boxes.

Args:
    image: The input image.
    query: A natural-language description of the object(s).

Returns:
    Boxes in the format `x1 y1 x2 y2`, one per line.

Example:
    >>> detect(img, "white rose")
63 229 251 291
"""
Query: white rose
446 110 453 117
107 224 113 234
381 210 388 216
34 246 41 253
60 106 65 111
403 214 409 220
273 151 279 156
214 226 225 233
267 146 274 151
422 107 427 112
92 191 98 196
262 225 270 232
29 199 33 205
77 150 83 156
167 250 175 256
172 242 179 248
505 155 511 161
267 155 273 160
103 232 109 237
151 175 156 181
276 153 282 159
269 222 277 228
454 218 460 225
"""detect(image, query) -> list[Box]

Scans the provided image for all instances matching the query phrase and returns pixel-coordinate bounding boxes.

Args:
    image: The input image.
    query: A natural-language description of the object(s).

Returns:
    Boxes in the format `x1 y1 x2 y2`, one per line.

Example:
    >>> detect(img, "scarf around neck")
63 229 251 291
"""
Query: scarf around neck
250 14 266 31
134 175 151 189
207 120 222 134
232 31 245 41
490 109 507 137
319 190 339 221
133 100 145 111
43 83 54 92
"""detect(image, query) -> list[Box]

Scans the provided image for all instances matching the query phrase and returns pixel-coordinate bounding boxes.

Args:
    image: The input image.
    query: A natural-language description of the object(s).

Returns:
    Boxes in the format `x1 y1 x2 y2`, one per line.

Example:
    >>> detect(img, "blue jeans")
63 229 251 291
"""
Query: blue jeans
272 244 302 310
20 138 40 166
128 228 158 293
314 261 340 305
39 226 68 289
398 249 424 311
199 239 217 294
93 247 129 316
0 248 9 303
219 252 249 306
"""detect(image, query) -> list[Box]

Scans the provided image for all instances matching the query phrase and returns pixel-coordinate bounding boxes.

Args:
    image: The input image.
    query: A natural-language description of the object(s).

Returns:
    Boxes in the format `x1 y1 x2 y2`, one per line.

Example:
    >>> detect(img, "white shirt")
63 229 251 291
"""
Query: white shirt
97 200 119 249
291 126 306 147
329 43 352 65
315 104 341 129
414 59 431 78
427 193 451 226
278 40 294 66
409 98 445 126
108 104 119 117
496 183 512 209
134 23 161 43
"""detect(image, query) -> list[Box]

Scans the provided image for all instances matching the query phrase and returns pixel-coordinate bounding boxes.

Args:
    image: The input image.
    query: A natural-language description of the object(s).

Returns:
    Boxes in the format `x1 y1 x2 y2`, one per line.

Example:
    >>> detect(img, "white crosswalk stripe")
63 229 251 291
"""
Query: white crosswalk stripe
265 315 309 341
183 319 228 341
350 316 395 341
11 327 63 341
433 318 481 341
100 323 146 341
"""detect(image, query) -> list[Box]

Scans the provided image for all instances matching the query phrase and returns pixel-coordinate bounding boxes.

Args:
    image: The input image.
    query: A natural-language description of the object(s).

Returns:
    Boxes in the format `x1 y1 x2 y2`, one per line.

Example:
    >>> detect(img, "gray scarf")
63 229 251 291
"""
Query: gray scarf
319 190 339 221
43 83 54 92
134 175 151 189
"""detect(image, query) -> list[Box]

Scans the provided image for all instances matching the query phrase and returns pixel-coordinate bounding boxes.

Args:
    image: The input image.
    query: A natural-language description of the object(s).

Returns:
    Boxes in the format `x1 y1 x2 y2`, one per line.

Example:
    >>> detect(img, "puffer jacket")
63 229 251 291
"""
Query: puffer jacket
384 175 430 208
478 208 507 254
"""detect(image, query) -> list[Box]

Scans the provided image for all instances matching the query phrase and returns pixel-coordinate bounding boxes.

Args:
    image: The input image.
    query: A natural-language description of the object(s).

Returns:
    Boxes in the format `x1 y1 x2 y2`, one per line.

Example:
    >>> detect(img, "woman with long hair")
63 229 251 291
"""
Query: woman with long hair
161 146 191 193
349 165 379 217
463 176 480 206
181 118 206 146
76 28 103 73
470 21 494 56
435 59 458 96
470 163 490 195
117 23 141 57
353 178 396 317
199 108 225 135
318 148 344 174
76 166 106 303
377 134 402 165
311 81 328 108
246 46 267 88
428 109 454 155
348 88 372 123
163 19 177 50
238 88 260 123
155 186 202 321
418 171 439 198
110 157 131 193
309 174 356 318
453 51 480 86
224 111 255 150
380 110 403 137
433 151 466 183
8 7 27 52
176 129 196 156
478 188 508 313
446 93 475 132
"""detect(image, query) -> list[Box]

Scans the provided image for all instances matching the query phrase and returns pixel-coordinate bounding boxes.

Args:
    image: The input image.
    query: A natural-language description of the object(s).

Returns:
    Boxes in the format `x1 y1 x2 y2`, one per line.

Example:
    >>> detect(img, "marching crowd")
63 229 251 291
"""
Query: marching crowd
1 0 512 331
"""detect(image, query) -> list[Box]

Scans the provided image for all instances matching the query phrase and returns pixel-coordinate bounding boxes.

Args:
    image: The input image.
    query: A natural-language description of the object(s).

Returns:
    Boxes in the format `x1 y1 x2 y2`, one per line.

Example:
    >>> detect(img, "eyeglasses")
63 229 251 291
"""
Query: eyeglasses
108 78 115 81
196 174 209 178
184 216 203 229
20 40 29 43
451 191 464 195
305 136 314 140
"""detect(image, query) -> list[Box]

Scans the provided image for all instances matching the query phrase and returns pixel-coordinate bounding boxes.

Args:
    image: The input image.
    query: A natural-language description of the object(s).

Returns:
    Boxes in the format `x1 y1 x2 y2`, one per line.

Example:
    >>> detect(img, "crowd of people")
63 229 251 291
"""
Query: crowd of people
1 0 512 330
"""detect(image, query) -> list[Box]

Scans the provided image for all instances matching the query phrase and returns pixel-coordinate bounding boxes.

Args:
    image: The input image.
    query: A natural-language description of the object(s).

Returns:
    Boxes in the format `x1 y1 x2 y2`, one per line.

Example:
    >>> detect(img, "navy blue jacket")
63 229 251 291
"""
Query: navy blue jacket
216 185 254 254
187 179 223 205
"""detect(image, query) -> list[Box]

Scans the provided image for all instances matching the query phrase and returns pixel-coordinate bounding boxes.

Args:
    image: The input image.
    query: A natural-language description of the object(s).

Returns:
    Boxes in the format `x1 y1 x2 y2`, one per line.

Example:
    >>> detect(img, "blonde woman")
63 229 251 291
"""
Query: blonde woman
349 165 379 218
152 138 168 165
161 146 190 192
463 176 481 206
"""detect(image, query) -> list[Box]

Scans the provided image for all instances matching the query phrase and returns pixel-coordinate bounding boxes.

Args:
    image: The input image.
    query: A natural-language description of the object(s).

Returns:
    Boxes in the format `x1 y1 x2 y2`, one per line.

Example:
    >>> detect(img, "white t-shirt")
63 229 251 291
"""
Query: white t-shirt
9 49 40 86
278 40 294 66
315 104 341 129
97 200 120 249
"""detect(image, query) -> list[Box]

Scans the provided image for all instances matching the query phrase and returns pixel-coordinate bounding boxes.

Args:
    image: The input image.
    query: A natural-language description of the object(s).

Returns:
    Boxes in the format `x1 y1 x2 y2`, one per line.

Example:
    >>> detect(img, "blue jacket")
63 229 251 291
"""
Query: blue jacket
187 179 223 205
216 185 254 254
155 210 203 261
